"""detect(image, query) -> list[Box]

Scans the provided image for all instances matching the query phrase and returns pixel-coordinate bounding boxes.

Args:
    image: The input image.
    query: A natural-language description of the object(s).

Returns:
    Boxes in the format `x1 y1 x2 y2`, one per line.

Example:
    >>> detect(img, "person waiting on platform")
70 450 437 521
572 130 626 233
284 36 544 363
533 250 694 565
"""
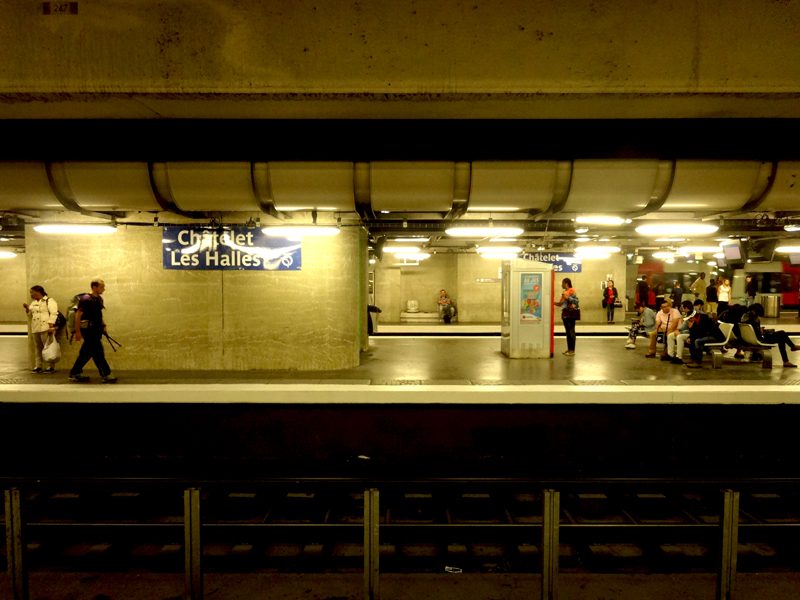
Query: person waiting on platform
740 303 800 368
745 275 758 307
636 275 649 307
693 299 705 313
437 289 456 324
690 272 707 301
625 301 656 349
670 280 684 307
685 307 726 368
646 301 681 358
23 285 59 374
717 278 732 314
705 277 718 315
602 279 619 324
664 300 695 364
556 278 580 356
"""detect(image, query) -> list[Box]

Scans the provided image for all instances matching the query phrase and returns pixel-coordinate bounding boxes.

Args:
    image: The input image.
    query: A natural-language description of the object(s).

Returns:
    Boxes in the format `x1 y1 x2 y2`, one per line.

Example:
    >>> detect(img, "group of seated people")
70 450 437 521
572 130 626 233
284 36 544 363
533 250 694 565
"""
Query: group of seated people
625 299 800 368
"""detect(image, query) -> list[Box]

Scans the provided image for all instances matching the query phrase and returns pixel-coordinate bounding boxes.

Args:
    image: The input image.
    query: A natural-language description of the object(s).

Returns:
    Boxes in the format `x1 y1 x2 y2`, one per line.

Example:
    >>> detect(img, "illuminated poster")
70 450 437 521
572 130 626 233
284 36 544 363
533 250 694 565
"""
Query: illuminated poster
520 273 542 323
162 226 301 271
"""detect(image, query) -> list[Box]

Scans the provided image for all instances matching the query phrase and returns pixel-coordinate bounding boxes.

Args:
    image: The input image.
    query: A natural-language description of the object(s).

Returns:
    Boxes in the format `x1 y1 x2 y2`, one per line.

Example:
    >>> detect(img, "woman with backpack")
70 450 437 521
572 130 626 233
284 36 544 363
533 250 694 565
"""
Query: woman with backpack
22 285 59 373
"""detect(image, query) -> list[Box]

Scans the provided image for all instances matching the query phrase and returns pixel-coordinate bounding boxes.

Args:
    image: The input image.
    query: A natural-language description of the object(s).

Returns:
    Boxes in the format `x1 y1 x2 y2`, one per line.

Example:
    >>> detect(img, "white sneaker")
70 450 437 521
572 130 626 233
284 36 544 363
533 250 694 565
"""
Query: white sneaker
625 343 636 349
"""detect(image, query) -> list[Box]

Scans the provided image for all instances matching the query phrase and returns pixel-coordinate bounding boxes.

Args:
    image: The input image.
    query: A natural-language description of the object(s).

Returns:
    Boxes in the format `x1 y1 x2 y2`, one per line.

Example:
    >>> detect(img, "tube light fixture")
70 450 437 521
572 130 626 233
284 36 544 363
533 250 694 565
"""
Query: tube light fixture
394 253 430 260
575 246 620 253
394 261 420 266
490 237 518 242
573 252 610 259
368 258 376 264
776 246 800 253
574 237 591 242
393 237 429 242
713 253 724 259
652 252 674 259
654 238 686 242
383 246 420 253
445 227 524 237
707 261 716 266
0 251 16 258
34 224 117 234
476 246 522 254
576 216 625 225
678 246 722 253
635 224 719 236
784 225 800 232
574 227 590 234
262 226 339 237
665 258 675 264
480 252 519 260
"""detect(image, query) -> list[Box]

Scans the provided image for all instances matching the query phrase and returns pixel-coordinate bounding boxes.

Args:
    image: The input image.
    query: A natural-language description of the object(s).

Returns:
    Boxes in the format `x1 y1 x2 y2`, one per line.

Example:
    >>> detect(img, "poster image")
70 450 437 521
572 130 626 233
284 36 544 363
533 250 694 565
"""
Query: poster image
520 273 543 323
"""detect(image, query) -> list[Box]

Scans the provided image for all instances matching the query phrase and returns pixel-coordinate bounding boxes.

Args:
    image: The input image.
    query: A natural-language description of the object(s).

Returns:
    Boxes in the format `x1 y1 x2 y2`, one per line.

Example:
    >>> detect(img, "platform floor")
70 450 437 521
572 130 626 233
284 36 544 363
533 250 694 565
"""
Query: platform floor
3 333 800 404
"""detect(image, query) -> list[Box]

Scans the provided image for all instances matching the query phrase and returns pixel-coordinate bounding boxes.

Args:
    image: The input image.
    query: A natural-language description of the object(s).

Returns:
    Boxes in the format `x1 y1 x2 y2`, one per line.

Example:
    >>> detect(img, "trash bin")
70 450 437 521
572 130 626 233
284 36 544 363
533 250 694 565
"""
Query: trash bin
761 293 781 318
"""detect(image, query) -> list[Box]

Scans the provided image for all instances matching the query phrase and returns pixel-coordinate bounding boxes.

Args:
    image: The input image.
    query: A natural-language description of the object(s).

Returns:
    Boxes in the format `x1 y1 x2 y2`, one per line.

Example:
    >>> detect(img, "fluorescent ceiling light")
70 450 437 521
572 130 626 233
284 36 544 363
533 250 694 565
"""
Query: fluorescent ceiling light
476 246 522 254
576 216 625 225
480 252 519 259
654 238 686 242
784 225 800 232
383 246 419 253
776 246 800 253
652 252 674 259
490 237 518 242
262 226 339 237
635 224 719 235
34 224 117 234
576 246 620 253
394 262 419 266
679 246 722 253
665 258 675 264
574 252 610 259
713 253 724 259
574 237 591 242
598 238 611 242
393 237 429 242
445 227 524 237
0 237 9 241
368 258 376 264
394 253 430 260
574 227 590 234
467 207 520 212
0 251 16 258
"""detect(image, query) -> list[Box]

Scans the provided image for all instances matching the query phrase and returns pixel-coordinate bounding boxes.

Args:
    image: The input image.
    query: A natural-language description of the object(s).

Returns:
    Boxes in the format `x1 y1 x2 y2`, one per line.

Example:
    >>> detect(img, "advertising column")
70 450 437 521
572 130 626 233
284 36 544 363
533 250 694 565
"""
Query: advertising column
501 258 555 358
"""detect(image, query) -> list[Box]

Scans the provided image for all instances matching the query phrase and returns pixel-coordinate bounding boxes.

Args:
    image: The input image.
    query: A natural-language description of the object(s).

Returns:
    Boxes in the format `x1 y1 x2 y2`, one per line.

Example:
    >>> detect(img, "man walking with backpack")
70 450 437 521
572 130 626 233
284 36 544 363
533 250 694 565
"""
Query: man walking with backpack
68 278 117 383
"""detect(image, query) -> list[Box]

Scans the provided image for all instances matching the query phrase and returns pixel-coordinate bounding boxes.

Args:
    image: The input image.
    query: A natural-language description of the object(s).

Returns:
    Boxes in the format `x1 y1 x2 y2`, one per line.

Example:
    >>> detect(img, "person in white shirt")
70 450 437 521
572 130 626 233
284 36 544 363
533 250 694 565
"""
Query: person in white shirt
23 285 59 373
717 278 732 314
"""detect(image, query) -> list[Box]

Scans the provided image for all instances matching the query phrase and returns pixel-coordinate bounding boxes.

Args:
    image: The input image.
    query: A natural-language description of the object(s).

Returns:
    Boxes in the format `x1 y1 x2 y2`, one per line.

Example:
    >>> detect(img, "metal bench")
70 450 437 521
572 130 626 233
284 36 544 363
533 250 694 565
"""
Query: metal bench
704 322 735 369
737 323 777 369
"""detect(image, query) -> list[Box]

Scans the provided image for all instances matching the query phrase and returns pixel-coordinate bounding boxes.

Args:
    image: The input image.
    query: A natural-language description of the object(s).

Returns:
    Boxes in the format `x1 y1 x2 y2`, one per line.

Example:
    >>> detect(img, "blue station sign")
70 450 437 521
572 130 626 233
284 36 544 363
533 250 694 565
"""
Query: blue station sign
521 252 582 273
162 226 302 271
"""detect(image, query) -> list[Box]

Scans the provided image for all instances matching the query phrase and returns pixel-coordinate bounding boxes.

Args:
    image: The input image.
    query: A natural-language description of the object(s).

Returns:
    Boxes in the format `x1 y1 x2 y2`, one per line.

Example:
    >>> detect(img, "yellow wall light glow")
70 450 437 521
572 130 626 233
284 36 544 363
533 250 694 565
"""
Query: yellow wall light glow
0 251 17 258
34 224 117 234
480 252 520 259
776 246 800 253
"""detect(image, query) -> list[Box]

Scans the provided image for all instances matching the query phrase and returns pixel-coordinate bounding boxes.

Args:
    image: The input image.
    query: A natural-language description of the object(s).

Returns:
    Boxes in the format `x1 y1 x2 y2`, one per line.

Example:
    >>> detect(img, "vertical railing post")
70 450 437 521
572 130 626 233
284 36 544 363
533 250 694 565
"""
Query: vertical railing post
184 488 202 600
717 489 739 600
542 489 560 600
364 488 380 600
5 488 28 600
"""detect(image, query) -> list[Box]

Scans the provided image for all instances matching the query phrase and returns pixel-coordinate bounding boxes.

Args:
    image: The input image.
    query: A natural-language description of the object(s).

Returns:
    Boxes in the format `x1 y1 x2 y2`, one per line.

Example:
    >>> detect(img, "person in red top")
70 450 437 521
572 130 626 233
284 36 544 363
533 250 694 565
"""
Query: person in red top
602 280 619 324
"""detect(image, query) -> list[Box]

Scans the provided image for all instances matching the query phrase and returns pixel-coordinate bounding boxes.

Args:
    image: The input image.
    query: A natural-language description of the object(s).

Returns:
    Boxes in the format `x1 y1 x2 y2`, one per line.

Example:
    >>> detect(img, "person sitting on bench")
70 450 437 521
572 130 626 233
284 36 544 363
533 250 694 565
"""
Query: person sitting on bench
626 301 656 349
740 303 800 368
664 300 694 364
646 301 680 358
437 289 456 323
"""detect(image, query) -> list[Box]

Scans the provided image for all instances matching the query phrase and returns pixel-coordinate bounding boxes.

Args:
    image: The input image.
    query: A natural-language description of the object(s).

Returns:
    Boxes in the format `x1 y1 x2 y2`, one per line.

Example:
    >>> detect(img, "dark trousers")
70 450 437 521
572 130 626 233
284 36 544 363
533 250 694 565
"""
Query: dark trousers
563 318 577 351
763 331 794 363
70 329 111 377
606 304 615 321
690 336 716 363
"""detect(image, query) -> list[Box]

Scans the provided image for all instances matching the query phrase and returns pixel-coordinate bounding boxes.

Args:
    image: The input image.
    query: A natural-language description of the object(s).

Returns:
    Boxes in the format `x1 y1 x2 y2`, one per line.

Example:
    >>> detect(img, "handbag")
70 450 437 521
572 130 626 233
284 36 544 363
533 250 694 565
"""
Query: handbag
563 305 581 320
42 333 62 363
614 299 623 308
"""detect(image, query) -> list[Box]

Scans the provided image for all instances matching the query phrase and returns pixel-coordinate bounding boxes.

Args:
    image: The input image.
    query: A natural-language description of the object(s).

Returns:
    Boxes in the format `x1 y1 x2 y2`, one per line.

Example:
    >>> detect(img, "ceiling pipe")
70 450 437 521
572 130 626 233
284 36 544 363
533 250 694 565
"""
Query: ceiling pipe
148 163 208 219
626 159 676 219
701 161 778 220
354 162 376 220
444 161 471 221
534 160 573 221
251 162 286 220
45 162 125 221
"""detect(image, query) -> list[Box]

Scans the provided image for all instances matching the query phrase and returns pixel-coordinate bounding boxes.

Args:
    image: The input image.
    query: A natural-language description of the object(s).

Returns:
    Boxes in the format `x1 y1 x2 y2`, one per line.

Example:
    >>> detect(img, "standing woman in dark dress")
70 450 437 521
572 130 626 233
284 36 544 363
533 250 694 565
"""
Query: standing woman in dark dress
603 280 619 324
556 278 580 356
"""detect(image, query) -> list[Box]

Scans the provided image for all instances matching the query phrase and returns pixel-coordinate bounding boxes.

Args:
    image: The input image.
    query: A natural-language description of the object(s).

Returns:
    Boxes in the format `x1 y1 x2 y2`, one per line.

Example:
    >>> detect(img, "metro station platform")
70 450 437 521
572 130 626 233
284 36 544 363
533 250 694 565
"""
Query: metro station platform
2 333 800 404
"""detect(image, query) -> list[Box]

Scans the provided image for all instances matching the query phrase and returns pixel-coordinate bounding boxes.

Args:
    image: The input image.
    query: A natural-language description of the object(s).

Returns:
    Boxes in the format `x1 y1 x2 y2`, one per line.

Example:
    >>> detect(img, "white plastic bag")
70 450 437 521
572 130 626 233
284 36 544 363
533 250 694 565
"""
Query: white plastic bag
42 334 62 363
